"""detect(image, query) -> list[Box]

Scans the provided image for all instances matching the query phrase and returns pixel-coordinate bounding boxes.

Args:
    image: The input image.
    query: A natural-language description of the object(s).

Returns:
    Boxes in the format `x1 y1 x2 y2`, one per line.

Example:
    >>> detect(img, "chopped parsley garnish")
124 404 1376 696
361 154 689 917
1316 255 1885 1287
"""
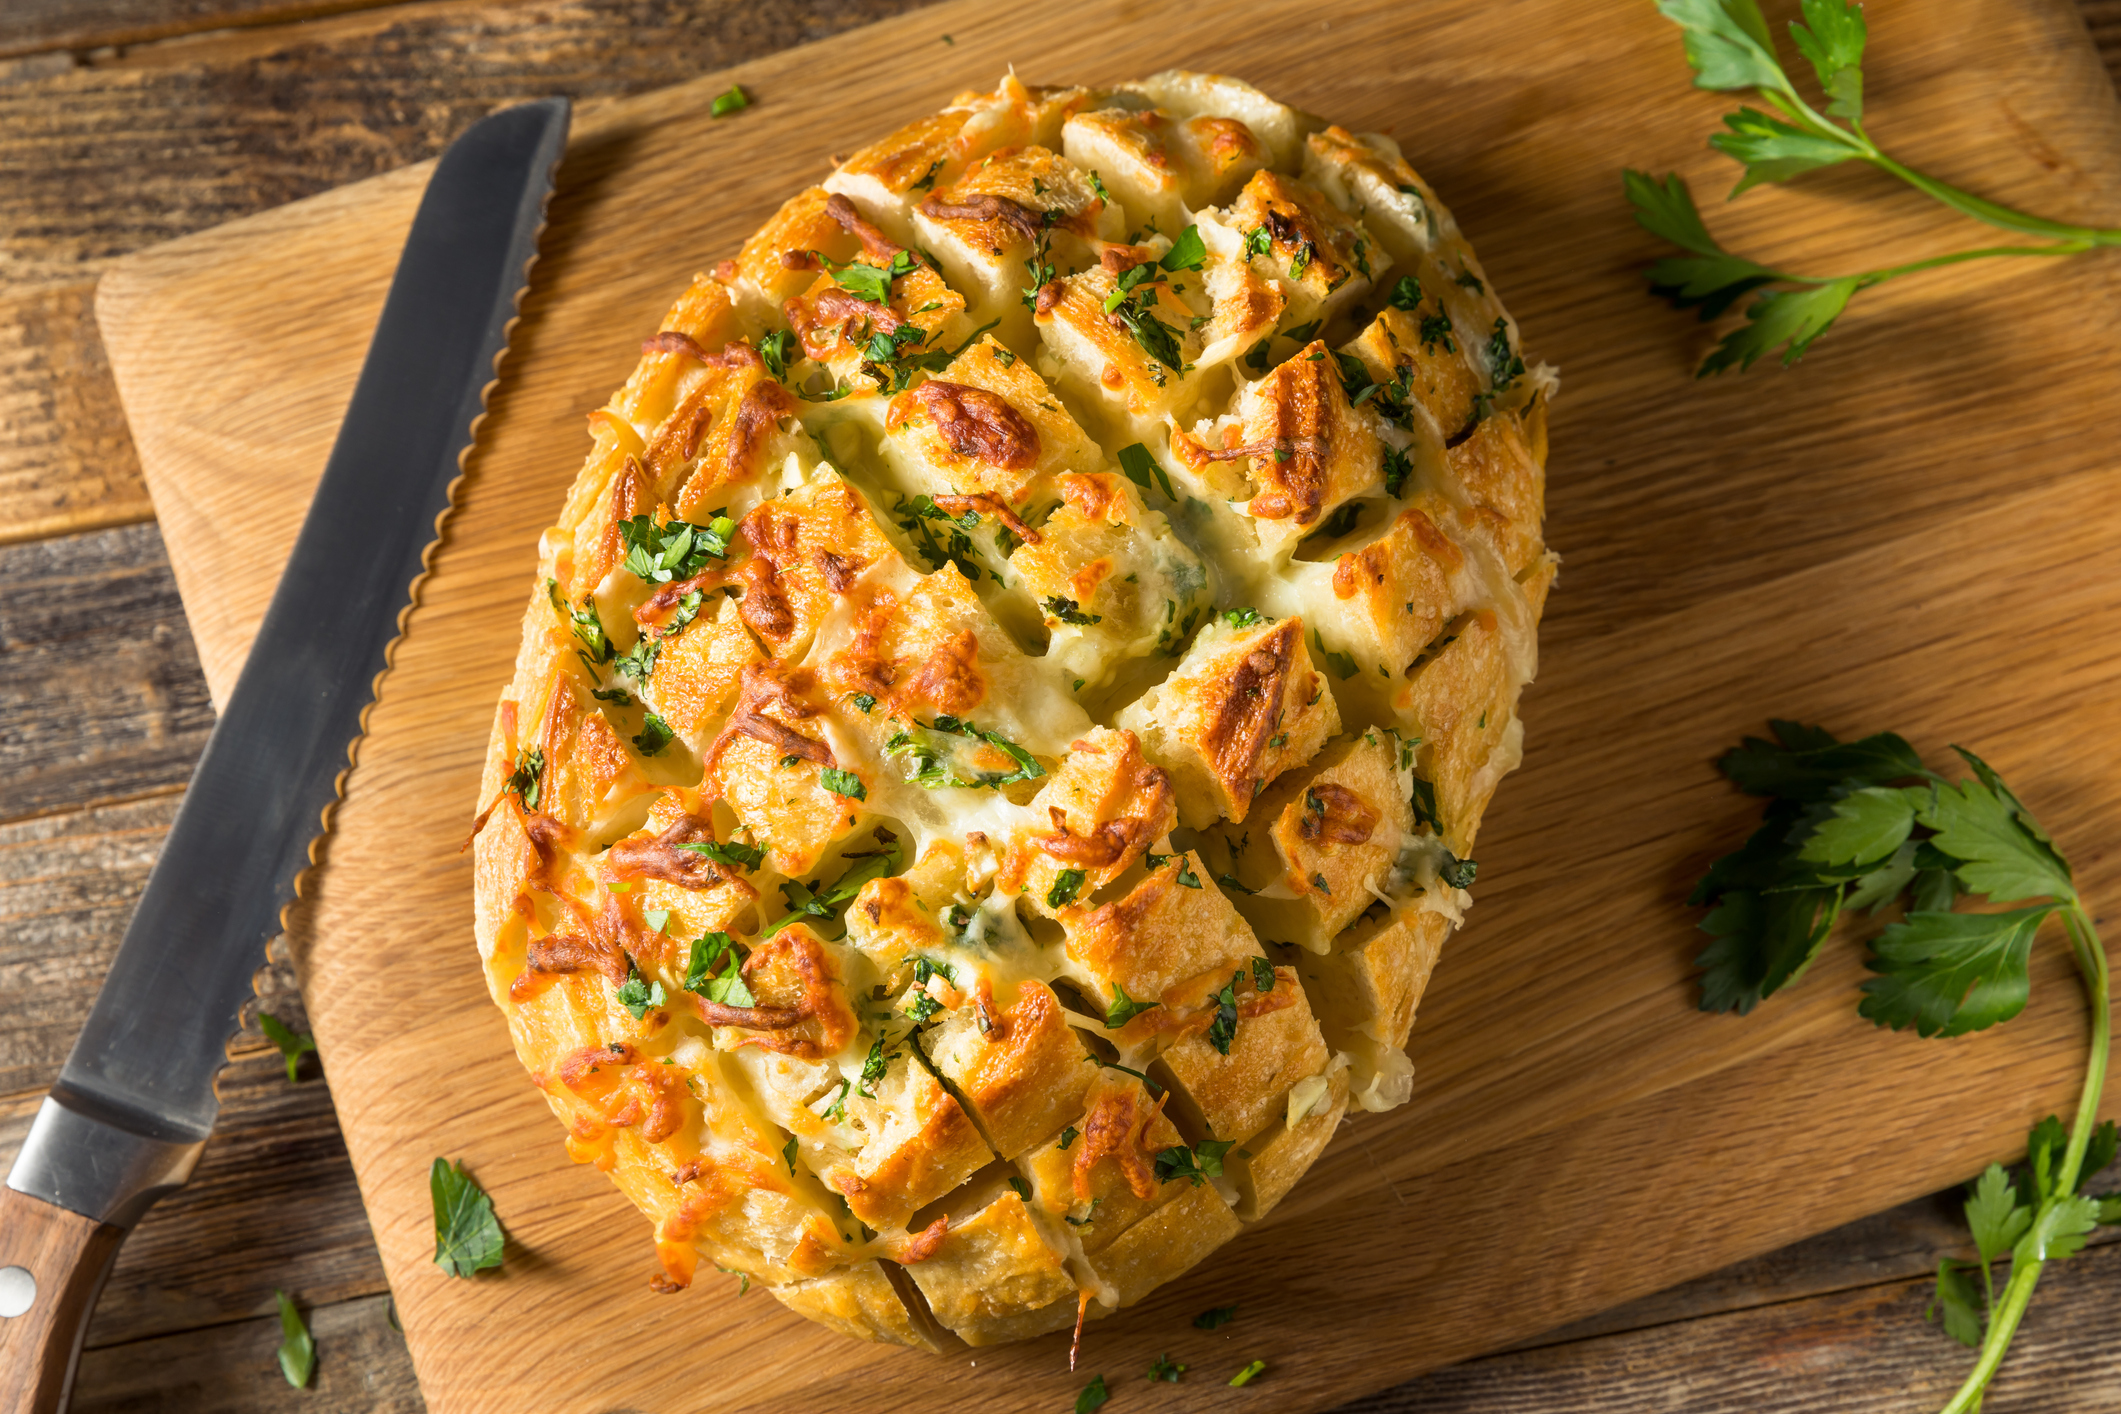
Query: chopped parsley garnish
1440 853 1478 890
430 1157 505 1277
590 685 634 707
857 1032 898 1097
783 1135 799 1173
1160 223 1207 271
617 966 666 1020
631 712 675 757
1117 441 1176 500
1176 860 1203 888
1105 982 1160 1028
908 158 944 192
1007 1175 1033 1202
911 957 957 989
1148 1353 1187 1383
683 931 754 1006
1388 275 1424 310
1195 1304 1239 1330
829 247 919 305
1418 311 1455 352
1409 775 1441 832
904 991 941 1024
678 836 764 870
1153 1138 1234 1186
1098 1059 1163 1096
1455 268 1484 294
755 327 798 380
851 691 877 713
762 840 903 937
1383 443 1413 498
1047 868 1088 909
1311 627 1359 681
1205 971 1241 1054
620 513 736 584
1310 870 1332 896
1241 225 1272 259
819 767 865 800
257 1012 316 1084
503 744 545 811
1222 607 1266 629
894 493 985 581
1044 594 1103 625
1250 957 1276 993
563 595 613 663
1484 316 1526 394
1076 1374 1110 1414
1059 1125 1080 1150
886 715 1045 790
1086 170 1110 202
1229 1360 1267 1387
709 84 748 118
275 1290 314 1388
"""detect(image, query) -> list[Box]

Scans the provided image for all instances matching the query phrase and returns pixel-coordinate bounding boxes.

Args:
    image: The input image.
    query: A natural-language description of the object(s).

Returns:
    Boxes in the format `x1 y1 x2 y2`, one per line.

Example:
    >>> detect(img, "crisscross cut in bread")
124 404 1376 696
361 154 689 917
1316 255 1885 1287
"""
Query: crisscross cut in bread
472 69 1556 1350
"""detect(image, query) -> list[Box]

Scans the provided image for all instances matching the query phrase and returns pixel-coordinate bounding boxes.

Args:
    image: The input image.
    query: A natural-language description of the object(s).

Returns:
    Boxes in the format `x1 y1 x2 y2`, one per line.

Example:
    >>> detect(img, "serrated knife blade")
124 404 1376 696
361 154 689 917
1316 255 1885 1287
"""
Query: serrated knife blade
0 95 570 1413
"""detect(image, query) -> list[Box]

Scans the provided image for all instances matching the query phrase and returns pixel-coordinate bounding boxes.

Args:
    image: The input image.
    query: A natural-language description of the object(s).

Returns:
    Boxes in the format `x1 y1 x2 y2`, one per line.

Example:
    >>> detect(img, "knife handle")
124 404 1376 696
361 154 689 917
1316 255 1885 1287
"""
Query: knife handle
0 1186 125 1414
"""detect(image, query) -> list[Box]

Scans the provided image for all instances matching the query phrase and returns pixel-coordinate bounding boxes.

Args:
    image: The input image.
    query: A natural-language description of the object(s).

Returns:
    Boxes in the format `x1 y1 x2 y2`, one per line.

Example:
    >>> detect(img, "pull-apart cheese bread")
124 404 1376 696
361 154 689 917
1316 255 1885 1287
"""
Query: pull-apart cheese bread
473 69 1556 1350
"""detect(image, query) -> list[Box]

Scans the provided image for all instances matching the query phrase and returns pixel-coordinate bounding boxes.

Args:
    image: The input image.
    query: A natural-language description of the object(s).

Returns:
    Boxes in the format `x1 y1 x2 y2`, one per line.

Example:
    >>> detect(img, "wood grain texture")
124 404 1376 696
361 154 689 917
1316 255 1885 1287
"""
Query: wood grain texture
0 0 934 544
0 1187 125 1414
83 1 2121 1412
0 526 214 825
70 1294 420 1413
0 0 407 60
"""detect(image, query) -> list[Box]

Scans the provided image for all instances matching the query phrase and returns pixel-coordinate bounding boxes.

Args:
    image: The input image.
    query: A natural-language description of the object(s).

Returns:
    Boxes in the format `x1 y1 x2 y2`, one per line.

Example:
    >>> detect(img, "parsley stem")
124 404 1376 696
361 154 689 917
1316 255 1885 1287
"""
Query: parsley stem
1935 903 2109 1414
1861 150 2121 247
1860 242 2095 283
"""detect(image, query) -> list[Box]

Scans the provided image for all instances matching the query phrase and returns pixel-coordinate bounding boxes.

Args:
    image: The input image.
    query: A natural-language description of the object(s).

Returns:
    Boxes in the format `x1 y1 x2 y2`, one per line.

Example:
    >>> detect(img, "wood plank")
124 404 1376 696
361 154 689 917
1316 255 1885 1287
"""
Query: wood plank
71 1294 421 1413
87 0 2121 1410
0 788 386 1351
0 525 214 823
1360 1243 2121 1413
0 284 153 546
0 0 936 543
0 0 411 61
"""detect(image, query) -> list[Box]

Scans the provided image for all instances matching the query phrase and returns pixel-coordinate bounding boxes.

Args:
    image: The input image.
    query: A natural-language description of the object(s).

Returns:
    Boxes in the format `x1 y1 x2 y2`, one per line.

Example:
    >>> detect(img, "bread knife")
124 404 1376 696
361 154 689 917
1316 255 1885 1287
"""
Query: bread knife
0 95 570 1413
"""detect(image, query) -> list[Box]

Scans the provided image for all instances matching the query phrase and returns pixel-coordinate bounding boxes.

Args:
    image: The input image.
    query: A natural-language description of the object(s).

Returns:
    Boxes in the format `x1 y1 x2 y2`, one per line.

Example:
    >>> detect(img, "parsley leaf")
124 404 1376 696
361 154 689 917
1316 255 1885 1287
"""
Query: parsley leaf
1206 971 1241 1055
885 715 1045 790
503 745 544 811
761 841 902 938
1047 868 1087 909
1927 1260 1985 1348
1148 1353 1187 1382
275 1290 314 1388
631 713 675 758
1229 1359 1267 1387
430 1158 505 1277
1044 594 1103 625
617 966 667 1020
1160 224 1207 272
1195 1304 1239 1329
257 1011 316 1084
1790 0 1867 119
1076 1375 1110 1413
1858 904 2057 1038
858 1032 898 1097
678 837 764 870
819 766 865 800
1105 982 1160 1028
1918 767 2075 904
1117 441 1176 501
683 931 754 1006
709 84 748 117
1154 1139 1233 1186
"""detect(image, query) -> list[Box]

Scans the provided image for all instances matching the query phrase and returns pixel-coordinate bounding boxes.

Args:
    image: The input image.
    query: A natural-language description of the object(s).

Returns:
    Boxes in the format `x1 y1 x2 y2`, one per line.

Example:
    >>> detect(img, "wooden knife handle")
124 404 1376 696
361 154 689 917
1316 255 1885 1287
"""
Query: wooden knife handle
0 1186 125 1414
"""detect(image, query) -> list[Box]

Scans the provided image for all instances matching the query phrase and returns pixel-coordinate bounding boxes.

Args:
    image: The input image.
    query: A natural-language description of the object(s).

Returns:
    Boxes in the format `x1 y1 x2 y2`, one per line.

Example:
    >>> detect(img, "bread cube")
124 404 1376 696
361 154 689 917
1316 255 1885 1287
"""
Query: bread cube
728 476 898 662
911 145 1122 339
1008 471 1212 690
1057 853 1262 1017
1226 1061 1348 1220
1208 170 1390 332
922 976 1103 1159
1033 262 1211 441
902 1180 1084 1345
1060 101 1269 237
1287 903 1452 1112
1173 337 1386 558
1116 615 1340 828
1153 963 1329 1147
880 334 1103 511
772 1260 945 1352
996 726 1178 916
1223 732 1416 952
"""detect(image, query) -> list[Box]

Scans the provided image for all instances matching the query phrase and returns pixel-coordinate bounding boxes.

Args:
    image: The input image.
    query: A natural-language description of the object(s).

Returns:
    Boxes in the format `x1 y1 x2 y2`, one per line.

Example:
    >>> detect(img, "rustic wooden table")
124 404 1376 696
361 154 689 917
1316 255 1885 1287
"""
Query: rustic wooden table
4 3 2120 1410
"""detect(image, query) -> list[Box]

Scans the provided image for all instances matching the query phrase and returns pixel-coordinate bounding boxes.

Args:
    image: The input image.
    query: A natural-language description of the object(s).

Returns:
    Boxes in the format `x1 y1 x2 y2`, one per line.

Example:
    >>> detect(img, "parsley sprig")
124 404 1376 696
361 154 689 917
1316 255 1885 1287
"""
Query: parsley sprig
763 839 903 938
1693 720 2112 1412
1632 0 2119 374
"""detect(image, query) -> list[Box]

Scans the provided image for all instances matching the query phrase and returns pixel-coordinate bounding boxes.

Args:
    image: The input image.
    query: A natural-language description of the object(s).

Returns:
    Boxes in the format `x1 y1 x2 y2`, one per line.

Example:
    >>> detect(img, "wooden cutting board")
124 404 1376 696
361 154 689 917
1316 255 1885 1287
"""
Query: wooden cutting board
92 0 2121 1410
